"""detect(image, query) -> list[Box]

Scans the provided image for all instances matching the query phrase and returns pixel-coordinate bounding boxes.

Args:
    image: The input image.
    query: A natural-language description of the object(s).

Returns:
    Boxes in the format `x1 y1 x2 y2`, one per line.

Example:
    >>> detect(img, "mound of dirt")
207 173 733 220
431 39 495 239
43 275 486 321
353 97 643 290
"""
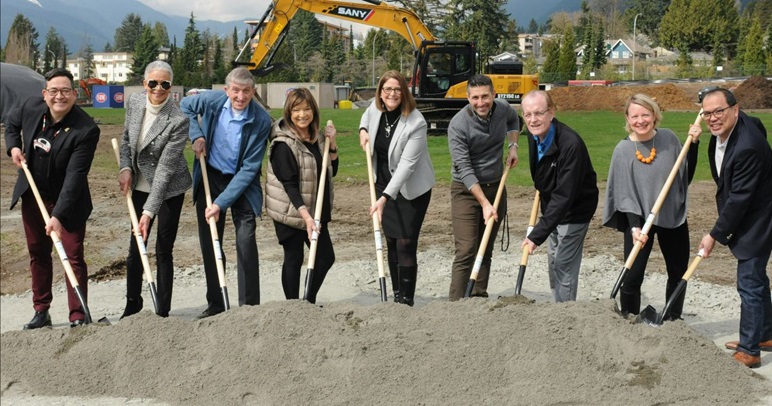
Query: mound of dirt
548 83 698 112
1 300 769 405
733 76 772 109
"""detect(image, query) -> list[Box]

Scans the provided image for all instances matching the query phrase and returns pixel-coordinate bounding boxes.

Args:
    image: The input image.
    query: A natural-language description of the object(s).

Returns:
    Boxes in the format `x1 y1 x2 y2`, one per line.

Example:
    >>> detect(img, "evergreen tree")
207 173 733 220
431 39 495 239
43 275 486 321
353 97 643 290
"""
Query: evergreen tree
232 26 239 54
181 13 204 86
287 10 324 81
103 42 113 52
43 26 63 72
738 16 765 75
540 38 560 83
557 26 577 82
131 25 160 84
79 41 95 78
114 13 144 52
213 37 226 84
528 19 539 34
444 0 508 63
4 14 39 69
625 0 669 46
153 22 170 47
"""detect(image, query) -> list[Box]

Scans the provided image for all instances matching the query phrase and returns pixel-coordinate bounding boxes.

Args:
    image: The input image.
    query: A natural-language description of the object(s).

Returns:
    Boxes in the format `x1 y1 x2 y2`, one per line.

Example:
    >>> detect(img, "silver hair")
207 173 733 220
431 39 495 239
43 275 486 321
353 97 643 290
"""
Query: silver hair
144 60 173 82
225 67 255 88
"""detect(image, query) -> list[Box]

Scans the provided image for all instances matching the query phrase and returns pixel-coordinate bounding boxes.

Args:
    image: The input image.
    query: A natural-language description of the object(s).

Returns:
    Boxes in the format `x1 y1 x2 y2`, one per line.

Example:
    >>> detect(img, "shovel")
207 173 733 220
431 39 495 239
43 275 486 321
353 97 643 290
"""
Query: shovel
111 138 160 314
199 155 230 311
364 140 388 302
638 249 704 326
21 162 92 324
303 120 334 301
464 168 509 298
610 111 703 299
514 191 540 295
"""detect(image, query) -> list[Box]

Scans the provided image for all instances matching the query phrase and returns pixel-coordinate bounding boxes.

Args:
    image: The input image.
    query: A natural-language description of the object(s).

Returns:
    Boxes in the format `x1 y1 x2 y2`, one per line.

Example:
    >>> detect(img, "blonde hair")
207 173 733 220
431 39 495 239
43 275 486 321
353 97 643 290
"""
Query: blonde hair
624 93 662 133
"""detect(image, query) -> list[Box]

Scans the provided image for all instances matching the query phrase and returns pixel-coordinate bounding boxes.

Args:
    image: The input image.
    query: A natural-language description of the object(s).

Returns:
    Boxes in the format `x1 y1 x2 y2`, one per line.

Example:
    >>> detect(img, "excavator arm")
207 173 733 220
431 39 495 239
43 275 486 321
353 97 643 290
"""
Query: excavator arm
240 0 437 76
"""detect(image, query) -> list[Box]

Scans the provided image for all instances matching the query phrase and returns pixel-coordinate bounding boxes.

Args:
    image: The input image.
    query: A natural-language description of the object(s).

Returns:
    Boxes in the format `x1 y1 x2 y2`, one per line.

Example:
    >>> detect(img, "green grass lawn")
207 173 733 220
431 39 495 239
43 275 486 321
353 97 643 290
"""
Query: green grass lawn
86 107 772 186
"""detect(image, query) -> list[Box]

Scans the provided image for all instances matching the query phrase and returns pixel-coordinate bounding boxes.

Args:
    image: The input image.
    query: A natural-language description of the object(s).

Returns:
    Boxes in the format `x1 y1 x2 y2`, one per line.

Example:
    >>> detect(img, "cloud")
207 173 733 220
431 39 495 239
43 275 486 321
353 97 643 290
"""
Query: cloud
136 0 272 22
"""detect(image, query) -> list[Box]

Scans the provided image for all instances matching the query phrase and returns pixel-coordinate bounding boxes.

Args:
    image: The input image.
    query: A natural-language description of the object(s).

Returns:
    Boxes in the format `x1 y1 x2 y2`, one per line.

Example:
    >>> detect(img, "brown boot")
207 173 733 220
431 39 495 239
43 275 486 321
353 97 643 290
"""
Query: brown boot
725 339 772 351
732 351 761 368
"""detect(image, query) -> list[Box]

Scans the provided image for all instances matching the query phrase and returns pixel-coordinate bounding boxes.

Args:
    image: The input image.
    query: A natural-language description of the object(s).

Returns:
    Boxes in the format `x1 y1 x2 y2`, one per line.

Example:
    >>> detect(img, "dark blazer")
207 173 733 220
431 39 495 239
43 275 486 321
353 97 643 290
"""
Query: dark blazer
707 112 772 260
527 118 599 246
120 92 192 217
5 98 100 231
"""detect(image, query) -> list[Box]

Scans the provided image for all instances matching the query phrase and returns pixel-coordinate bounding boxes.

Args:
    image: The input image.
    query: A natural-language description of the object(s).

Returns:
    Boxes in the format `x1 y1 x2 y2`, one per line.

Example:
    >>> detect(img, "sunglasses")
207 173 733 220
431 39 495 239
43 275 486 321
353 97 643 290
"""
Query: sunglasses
147 80 172 90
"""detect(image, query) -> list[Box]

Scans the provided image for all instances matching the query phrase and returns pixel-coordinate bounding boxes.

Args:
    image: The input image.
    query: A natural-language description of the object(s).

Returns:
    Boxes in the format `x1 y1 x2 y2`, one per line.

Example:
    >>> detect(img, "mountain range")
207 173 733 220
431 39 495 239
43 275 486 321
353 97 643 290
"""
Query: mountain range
0 0 245 53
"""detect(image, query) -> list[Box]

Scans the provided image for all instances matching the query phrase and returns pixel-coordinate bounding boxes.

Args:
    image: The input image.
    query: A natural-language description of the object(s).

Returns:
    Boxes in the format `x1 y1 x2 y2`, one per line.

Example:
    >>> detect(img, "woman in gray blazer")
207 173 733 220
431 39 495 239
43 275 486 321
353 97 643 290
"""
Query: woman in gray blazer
359 70 435 306
118 60 192 318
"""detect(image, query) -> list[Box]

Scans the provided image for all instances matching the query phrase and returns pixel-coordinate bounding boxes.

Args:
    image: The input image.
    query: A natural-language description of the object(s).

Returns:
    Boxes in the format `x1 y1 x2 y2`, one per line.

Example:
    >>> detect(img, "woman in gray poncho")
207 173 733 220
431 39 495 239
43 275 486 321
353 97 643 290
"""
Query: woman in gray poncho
602 93 702 320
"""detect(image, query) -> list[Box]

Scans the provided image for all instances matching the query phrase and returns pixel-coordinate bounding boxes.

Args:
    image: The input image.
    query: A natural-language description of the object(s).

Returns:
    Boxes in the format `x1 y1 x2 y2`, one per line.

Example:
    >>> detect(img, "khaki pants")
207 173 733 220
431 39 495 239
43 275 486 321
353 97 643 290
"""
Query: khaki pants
448 181 506 301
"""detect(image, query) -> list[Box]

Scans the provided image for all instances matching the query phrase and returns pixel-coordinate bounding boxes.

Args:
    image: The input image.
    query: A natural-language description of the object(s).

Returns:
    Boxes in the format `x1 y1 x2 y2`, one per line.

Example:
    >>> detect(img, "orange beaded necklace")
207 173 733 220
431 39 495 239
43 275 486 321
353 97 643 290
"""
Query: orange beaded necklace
633 135 656 164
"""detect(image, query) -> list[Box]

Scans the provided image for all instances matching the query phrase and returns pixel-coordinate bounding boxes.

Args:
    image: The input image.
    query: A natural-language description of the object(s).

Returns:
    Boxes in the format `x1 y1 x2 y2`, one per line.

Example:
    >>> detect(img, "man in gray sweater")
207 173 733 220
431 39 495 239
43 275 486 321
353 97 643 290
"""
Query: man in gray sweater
447 74 521 301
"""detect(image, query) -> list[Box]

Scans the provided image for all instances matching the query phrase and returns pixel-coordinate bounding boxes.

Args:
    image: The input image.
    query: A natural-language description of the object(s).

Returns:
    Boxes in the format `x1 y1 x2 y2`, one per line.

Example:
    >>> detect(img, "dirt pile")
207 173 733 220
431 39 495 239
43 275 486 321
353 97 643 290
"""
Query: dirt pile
1 300 769 405
548 83 698 112
733 76 772 109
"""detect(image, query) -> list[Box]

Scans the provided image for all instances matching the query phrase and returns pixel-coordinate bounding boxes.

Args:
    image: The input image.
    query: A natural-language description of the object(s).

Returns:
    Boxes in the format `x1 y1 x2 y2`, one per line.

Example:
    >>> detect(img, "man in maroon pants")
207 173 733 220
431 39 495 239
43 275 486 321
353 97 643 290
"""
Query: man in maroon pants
5 68 100 329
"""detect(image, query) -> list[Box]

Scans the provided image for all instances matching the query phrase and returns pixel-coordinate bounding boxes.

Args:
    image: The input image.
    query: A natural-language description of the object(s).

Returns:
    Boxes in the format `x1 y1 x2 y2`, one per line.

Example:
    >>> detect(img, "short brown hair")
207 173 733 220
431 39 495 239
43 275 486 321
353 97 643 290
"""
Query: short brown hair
375 70 416 116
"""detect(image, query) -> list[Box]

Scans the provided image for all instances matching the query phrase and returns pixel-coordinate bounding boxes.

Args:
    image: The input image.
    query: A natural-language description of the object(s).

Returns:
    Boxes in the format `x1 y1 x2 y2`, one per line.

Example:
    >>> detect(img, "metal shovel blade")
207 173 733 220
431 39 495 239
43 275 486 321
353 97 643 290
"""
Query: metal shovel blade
637 305 662 326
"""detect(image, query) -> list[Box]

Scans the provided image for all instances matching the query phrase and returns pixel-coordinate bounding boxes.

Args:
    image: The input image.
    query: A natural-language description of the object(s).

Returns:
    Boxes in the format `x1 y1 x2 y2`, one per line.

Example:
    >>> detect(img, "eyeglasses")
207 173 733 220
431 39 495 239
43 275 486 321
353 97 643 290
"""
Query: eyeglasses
147 80 172 90
45 88 74 96
523 110 549 120
382 87 402 95
700 105 733 120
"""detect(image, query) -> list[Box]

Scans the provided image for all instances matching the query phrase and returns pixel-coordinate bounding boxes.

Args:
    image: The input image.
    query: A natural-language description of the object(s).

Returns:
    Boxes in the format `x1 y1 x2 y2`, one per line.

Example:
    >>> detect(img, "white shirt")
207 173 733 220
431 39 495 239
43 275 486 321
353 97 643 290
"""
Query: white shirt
713 122 736 177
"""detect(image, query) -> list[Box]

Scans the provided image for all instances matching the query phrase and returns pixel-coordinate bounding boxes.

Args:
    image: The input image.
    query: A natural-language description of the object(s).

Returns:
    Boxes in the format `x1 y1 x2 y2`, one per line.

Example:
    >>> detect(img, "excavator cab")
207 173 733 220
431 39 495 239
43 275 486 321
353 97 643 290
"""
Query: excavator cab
413 41 476 99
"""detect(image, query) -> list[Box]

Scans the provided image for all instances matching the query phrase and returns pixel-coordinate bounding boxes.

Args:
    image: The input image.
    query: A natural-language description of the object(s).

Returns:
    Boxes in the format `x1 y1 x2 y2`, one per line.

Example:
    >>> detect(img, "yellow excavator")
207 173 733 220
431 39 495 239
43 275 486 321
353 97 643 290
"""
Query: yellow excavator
236 0 538 132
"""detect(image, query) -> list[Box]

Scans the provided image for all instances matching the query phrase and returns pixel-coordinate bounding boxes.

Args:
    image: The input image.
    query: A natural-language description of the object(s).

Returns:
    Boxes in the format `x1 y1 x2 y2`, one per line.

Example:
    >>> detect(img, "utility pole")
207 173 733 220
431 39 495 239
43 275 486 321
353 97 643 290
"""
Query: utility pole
632 13 641 81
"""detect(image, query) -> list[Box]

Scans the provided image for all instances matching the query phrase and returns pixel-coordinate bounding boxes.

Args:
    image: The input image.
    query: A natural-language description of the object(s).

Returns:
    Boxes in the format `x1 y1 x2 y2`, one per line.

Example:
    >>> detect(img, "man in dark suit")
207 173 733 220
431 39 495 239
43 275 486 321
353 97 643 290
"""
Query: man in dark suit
5 68 100 329
698 88 772 369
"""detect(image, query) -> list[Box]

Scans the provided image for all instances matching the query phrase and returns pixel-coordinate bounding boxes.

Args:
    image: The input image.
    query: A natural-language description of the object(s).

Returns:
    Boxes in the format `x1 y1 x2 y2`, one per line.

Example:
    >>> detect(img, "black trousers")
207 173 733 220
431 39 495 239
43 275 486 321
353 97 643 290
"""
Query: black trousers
621 221 690 294
277 221 335 304
125 191 185 317
195 166 260 310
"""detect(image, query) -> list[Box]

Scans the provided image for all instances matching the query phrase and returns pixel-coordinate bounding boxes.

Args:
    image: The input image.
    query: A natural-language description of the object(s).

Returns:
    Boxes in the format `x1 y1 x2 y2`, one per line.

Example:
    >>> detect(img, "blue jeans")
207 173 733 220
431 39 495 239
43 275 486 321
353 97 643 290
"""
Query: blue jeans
737 250 772 356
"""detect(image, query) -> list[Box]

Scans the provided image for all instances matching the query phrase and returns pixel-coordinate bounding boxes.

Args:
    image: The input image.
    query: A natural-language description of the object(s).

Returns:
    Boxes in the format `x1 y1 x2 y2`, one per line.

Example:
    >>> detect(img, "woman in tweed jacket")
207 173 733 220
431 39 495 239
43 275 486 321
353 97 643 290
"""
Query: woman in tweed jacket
118 60 192 318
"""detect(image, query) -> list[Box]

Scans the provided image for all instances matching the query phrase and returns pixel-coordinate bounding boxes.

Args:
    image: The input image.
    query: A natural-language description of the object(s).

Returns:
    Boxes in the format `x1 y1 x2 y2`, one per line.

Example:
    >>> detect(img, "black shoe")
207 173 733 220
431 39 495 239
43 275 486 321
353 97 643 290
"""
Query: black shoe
195 306 224 320
70 319 85 328
23 311 52 330
120 296 144 320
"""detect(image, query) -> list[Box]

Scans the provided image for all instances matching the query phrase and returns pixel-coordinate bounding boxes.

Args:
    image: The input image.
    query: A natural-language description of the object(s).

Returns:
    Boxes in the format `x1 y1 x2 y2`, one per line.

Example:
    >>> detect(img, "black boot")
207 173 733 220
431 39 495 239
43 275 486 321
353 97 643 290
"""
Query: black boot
23 310 52 330
389 262 401 303
120 296 143 320
399 266 417 307
663 282 686 321
619 291 640 316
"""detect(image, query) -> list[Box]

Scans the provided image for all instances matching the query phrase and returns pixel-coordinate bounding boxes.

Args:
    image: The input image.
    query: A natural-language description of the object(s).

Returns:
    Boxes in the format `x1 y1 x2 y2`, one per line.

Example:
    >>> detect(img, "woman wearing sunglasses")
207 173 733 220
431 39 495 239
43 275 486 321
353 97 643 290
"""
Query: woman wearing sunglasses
117 60 192 318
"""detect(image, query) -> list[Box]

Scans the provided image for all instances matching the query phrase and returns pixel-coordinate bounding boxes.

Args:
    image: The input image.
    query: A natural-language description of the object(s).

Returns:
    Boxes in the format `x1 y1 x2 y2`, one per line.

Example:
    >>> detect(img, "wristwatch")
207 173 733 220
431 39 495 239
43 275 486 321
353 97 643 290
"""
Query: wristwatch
508 142 519 149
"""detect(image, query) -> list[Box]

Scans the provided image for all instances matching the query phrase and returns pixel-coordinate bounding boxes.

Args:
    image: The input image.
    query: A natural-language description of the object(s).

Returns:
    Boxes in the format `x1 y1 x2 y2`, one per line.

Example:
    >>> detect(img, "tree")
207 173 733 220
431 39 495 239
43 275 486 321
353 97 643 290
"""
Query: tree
103 42 113 52
737 16 765 75
557 25 578 82
625 0 669 46
180 13 204 86
4 14 39 69
43 26 64 72
152 22 170 47
212 37 226 84
528 19 539 34
131 25 160 84
286 10 324 81
540 38 560 83
443 0 509 63
660 0 739 54
79 40 95 78
114 13 144 52
500 19 520 54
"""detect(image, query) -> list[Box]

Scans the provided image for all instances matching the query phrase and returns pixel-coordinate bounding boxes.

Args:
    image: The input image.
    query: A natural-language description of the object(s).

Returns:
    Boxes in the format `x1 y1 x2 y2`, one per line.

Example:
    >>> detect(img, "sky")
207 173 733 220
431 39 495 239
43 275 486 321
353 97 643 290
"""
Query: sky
137 0 297 23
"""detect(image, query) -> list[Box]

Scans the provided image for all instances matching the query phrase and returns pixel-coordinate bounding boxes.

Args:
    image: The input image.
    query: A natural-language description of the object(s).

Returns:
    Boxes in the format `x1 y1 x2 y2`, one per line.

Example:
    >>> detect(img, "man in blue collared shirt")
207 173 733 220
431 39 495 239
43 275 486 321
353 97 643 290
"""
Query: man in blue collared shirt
521 90 598 302
181 67 272 318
